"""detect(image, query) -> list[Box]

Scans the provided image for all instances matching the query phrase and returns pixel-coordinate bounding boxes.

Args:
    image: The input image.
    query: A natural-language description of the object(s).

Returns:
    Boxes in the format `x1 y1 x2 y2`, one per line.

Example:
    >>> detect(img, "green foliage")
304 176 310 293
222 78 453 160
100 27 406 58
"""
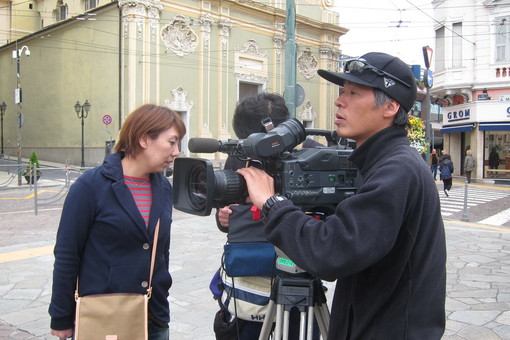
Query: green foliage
406 115 429 154
23 152 42 176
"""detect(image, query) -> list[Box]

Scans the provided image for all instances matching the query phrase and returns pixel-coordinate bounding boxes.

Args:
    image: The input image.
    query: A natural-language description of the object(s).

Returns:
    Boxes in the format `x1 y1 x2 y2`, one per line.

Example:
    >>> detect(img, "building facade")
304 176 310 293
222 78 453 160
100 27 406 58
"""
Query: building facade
0 0 347 166
432 0 510 181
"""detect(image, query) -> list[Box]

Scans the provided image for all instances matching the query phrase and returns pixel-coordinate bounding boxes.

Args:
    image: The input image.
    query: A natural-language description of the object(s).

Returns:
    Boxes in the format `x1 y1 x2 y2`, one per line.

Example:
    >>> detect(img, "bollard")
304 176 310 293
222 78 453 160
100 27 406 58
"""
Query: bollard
461 181 469 222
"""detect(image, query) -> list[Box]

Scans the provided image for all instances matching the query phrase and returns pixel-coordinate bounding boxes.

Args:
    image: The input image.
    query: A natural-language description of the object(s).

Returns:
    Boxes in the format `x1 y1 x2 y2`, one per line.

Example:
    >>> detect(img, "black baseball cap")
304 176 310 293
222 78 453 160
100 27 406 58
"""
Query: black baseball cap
318 52 417 113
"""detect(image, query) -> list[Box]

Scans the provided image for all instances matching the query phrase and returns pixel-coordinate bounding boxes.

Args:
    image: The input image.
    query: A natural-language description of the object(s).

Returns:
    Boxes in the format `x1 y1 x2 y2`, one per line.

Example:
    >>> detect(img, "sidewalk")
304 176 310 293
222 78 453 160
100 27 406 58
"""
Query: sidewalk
0 169 509 339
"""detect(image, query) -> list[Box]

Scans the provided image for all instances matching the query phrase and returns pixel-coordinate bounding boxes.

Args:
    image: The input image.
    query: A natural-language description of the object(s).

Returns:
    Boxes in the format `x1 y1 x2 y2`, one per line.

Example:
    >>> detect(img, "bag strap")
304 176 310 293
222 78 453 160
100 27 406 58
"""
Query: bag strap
75 219 161 300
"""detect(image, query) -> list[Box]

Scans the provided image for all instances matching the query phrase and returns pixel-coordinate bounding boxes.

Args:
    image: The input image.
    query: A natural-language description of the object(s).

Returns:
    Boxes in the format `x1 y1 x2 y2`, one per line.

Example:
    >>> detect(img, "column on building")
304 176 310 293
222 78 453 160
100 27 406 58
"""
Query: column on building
217 16 232 141
118 0 162 118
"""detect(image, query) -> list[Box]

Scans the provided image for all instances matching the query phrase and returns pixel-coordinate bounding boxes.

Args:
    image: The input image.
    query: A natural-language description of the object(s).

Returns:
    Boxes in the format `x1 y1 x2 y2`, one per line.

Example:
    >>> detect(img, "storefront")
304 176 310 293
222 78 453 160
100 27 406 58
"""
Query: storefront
440 101 510 181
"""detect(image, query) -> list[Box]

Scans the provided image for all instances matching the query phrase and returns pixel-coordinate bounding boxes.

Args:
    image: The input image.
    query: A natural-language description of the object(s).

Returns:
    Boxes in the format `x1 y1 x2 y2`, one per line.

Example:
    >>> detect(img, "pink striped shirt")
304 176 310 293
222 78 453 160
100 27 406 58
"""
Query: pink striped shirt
124 176 152 227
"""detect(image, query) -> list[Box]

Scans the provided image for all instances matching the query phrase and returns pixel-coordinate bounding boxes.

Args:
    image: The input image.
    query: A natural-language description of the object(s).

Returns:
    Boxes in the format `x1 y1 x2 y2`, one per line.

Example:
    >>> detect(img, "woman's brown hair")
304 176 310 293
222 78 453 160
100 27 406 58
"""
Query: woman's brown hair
115 104 186 157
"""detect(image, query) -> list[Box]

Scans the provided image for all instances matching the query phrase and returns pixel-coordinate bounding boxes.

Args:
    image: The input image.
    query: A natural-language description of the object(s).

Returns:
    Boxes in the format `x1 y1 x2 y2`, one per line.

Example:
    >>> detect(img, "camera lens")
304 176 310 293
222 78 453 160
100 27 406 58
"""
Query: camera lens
187 162 247 209
213 170 247 204
188 161 209 212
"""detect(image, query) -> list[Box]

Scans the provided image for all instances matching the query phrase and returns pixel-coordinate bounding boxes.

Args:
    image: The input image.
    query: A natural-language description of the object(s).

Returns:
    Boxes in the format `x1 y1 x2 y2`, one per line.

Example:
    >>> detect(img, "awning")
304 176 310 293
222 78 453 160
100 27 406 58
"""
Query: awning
479 122 510 131
440 123 474 134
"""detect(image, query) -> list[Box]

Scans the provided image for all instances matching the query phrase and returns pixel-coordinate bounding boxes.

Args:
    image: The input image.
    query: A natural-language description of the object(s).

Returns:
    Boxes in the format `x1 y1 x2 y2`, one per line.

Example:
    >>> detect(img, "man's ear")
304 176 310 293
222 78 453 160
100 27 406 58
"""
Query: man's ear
383 99 400 119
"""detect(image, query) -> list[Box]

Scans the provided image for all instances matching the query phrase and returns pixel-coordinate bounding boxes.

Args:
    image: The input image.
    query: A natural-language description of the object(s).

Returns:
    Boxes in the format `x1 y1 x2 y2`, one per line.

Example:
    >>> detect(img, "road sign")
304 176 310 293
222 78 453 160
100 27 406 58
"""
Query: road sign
424 69 434 88
102 114 112 125
423 46 433 69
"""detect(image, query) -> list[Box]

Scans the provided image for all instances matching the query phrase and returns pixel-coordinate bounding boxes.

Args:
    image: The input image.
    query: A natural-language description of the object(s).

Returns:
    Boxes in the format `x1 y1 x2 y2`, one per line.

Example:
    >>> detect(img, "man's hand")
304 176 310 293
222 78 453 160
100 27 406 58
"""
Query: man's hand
236 167 275 210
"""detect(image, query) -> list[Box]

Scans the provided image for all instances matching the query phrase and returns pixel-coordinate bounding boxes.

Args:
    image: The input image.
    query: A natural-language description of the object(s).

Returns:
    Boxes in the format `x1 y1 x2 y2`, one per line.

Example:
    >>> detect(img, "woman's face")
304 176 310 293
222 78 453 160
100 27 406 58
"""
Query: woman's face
141 126 181 174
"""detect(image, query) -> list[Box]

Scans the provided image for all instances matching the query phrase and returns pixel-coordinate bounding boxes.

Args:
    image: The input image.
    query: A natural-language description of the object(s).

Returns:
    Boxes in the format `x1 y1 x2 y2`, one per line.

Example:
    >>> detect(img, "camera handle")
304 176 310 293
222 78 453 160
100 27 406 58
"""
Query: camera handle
304 128 351 148
258 274 330 340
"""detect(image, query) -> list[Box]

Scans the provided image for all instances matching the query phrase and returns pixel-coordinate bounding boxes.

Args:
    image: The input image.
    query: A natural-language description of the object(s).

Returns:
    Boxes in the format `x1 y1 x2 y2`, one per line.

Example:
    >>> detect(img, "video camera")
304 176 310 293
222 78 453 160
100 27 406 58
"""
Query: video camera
172 118 361 216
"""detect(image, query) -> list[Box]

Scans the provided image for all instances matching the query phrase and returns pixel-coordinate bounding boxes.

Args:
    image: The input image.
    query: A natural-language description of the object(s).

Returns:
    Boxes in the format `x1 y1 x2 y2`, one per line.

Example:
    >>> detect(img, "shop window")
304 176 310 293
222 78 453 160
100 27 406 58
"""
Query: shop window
484 131 510 179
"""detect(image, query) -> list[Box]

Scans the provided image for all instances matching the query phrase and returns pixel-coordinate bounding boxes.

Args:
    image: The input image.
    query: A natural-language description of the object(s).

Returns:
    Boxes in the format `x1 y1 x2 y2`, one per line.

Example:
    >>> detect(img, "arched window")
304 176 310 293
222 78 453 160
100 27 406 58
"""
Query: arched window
54 1 68 21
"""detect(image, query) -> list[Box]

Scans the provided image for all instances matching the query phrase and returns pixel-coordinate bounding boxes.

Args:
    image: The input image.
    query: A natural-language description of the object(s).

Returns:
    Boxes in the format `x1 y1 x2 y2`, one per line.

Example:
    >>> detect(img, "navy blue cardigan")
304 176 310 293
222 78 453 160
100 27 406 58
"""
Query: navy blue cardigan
49 153 173 330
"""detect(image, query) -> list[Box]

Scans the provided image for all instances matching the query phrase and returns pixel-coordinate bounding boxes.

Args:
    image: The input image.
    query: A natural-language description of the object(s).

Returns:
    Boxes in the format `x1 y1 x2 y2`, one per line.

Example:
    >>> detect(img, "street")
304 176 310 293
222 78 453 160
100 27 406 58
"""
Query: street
0 172 509 339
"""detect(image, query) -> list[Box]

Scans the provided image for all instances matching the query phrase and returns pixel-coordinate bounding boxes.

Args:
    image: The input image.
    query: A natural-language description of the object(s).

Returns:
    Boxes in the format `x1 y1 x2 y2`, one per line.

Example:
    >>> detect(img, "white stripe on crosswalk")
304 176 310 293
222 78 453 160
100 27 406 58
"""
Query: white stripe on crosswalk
478 208 510 226
439 185 510 224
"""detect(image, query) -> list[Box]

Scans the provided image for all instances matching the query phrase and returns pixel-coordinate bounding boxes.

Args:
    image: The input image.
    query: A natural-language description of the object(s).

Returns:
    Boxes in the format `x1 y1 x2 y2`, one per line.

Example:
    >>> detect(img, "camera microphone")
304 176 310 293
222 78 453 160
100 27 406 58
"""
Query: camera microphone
188 138 221 153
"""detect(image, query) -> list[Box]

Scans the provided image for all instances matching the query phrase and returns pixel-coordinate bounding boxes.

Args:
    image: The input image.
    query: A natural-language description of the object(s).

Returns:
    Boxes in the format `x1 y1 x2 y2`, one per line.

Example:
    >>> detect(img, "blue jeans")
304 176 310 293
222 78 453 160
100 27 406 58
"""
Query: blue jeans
430 164 438 179
148 318 169 340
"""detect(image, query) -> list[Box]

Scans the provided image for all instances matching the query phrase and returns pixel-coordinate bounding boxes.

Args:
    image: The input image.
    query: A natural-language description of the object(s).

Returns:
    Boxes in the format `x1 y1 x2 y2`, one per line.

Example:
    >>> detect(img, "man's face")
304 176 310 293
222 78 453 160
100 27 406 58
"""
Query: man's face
333 81 396 147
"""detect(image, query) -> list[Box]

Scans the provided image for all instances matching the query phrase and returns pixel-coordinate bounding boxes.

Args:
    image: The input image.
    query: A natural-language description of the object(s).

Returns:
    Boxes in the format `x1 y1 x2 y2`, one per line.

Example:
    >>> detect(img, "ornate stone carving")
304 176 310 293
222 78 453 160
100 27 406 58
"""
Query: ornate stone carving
297 48 318 80
320 45 341 71
232 72 268 82
234 40 268 82
235 39 268 57
299 101 316 121
161 15 199 57
119 0 162 40
218 20 232 57
322 0 334 8
273 34 284 62
199 14 214 33
165 86 194 111
148 6 161 42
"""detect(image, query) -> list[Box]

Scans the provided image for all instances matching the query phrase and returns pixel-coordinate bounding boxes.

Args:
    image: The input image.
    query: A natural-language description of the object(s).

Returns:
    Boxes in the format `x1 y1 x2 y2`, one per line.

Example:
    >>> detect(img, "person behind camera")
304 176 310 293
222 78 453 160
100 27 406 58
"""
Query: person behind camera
49 104 186 340
237 52 447 339
212 93 320 340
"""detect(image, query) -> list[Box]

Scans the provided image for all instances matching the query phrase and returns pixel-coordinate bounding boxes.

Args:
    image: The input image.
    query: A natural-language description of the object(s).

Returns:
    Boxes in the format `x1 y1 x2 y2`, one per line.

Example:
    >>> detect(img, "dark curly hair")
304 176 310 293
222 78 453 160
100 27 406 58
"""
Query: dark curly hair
232 93 290 139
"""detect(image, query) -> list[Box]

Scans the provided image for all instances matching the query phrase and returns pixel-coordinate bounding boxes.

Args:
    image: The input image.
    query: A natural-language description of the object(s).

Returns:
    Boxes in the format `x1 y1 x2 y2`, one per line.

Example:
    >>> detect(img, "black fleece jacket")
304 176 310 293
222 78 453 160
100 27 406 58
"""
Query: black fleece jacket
264 126 446 339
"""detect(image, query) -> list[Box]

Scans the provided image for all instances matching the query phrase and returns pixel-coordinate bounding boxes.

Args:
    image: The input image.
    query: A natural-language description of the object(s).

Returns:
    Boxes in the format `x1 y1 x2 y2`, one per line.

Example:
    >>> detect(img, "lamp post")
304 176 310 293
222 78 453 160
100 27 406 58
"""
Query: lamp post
422 46 434 160
12 45 30 185
0 101 6 156
74 100 91 168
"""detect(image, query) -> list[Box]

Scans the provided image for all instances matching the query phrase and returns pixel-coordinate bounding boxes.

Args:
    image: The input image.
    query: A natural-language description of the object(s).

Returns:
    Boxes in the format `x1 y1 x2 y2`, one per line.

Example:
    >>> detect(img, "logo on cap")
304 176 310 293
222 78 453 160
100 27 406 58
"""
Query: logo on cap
384 77 396 88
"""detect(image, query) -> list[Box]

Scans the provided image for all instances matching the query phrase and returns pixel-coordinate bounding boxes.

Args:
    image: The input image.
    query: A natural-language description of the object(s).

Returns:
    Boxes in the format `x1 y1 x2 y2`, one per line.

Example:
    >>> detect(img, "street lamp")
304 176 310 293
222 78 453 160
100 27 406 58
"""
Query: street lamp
74 100 91 168
12 44 30 185
0 101 6 156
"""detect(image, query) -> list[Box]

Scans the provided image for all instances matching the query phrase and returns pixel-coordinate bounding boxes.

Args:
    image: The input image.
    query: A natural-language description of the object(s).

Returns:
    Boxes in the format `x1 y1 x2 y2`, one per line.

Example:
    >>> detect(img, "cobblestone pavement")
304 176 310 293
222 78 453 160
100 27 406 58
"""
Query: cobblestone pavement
0 173 509 339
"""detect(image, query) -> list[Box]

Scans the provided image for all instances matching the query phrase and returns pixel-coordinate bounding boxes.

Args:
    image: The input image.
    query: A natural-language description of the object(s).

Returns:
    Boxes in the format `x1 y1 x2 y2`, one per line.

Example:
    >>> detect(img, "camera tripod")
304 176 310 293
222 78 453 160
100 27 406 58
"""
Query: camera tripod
258 273 330 340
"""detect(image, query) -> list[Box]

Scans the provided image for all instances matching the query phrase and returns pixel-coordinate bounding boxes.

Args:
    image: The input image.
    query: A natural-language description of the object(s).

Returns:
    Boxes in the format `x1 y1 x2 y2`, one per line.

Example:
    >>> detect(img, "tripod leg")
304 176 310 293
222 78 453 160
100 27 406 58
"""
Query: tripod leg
306 306 314 340
314 303 330 339
283 310 291 340
259 300 276 340
274 303 284 340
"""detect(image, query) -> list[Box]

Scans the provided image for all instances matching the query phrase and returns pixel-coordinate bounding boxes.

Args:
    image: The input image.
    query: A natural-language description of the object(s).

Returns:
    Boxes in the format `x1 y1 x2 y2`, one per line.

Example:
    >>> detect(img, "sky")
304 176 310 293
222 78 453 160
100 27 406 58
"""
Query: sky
334 0 435 67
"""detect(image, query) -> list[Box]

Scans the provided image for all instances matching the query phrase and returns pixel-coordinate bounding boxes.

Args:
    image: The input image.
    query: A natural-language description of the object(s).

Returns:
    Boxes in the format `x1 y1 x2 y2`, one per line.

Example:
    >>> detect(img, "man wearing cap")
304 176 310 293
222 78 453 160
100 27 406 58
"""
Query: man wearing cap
237 52 446 339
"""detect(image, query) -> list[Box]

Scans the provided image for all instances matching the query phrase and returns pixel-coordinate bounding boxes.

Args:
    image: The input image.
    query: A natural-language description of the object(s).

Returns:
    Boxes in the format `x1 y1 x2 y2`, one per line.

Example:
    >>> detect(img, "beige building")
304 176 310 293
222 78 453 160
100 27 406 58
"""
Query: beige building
431 0 510 181
0 0 347 166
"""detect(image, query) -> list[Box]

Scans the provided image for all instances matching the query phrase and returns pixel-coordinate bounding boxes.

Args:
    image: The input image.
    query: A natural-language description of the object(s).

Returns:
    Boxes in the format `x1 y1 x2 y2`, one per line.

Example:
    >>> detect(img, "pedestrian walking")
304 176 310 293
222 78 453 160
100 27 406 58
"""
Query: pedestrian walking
439 153 454 197
430 148 439 180
464 149 475 183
